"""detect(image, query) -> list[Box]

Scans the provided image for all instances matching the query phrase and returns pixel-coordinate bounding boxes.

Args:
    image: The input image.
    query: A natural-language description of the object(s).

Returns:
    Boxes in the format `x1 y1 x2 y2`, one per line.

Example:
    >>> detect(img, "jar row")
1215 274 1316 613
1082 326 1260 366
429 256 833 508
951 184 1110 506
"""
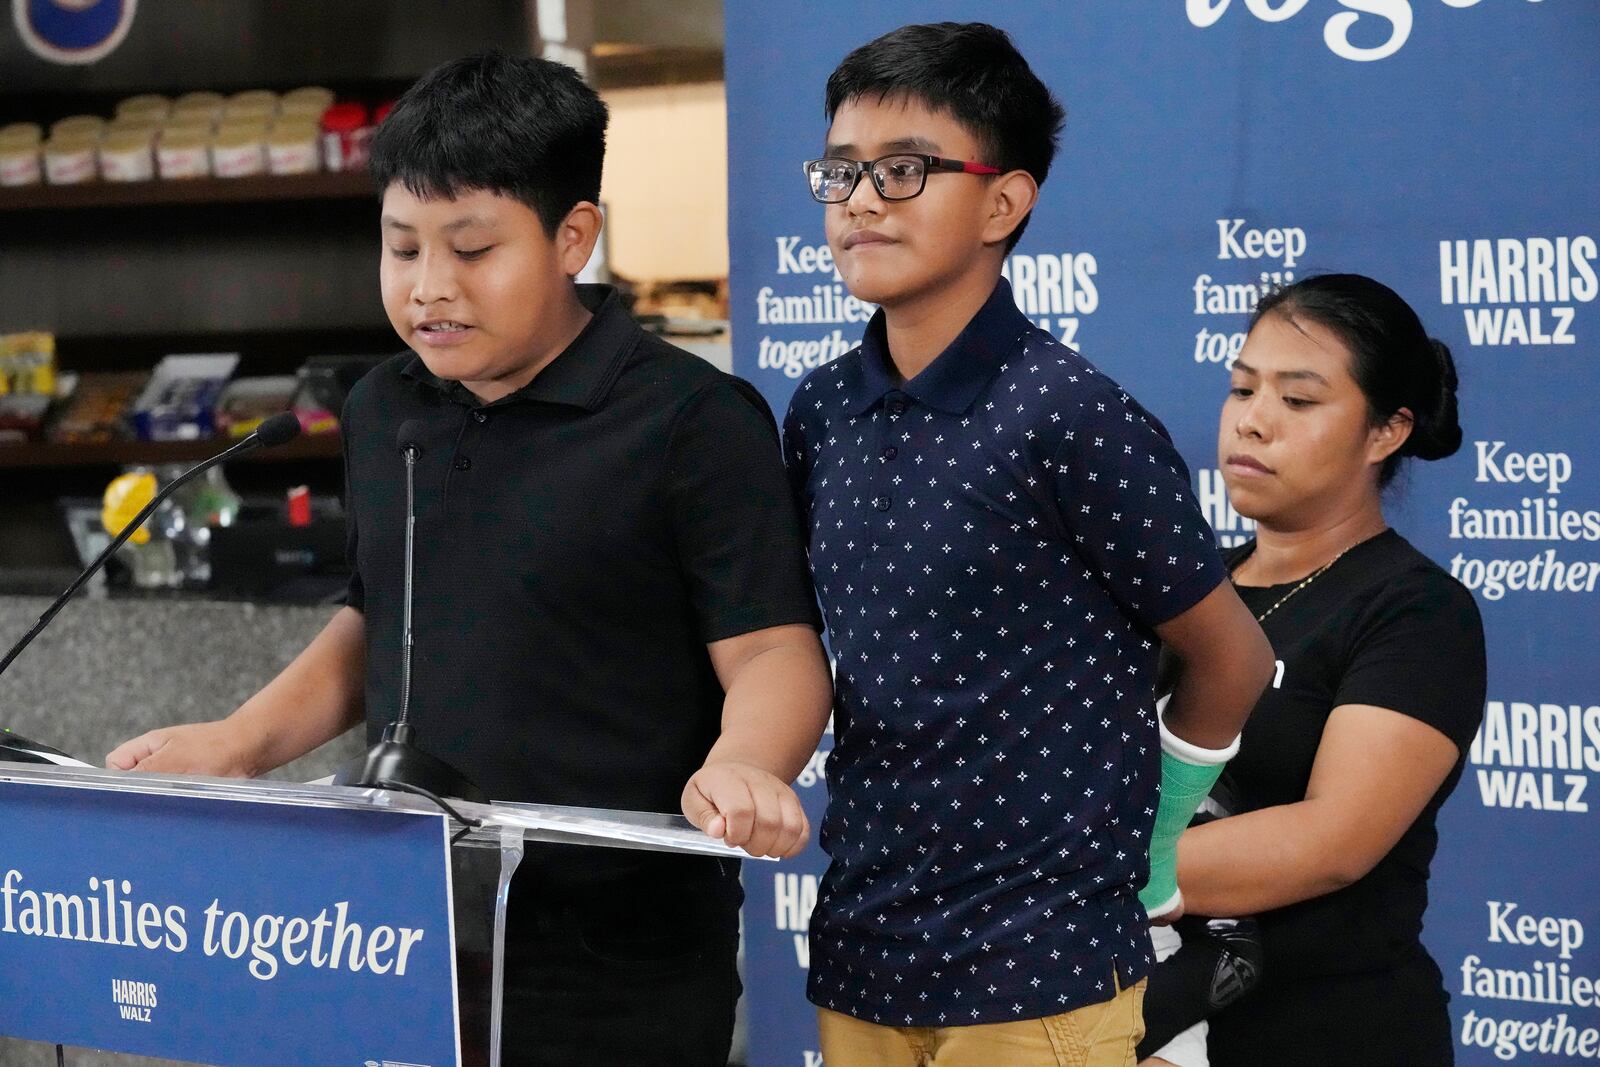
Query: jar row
0 88 390 187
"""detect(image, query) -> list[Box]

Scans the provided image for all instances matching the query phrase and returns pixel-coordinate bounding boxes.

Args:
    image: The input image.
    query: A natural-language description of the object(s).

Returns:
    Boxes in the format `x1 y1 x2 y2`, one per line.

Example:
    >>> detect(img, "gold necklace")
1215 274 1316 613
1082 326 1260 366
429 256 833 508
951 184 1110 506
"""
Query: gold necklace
1249 548 1350 622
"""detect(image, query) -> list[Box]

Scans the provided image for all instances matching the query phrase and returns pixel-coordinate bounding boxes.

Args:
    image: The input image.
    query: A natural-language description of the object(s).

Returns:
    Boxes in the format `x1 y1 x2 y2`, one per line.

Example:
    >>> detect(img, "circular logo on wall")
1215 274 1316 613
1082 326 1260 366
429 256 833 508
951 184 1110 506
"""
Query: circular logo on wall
12 0 138 65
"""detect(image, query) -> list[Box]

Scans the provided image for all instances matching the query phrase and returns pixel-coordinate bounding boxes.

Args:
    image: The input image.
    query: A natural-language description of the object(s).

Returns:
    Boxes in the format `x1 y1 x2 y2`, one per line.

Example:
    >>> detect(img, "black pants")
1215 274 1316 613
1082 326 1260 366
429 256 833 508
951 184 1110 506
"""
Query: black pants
495 866 742 1067
1207 948 1453 1067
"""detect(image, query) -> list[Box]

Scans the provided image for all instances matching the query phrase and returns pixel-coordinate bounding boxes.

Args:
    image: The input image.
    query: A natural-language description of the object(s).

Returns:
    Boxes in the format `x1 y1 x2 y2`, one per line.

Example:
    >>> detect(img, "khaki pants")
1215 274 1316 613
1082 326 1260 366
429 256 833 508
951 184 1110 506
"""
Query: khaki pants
817 977 1146 1067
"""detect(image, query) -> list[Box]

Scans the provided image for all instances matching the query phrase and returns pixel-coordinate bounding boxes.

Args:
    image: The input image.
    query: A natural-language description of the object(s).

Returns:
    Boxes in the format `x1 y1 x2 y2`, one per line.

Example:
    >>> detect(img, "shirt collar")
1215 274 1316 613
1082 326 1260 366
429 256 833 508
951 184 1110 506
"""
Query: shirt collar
843 277 1031 417
400 283 637 411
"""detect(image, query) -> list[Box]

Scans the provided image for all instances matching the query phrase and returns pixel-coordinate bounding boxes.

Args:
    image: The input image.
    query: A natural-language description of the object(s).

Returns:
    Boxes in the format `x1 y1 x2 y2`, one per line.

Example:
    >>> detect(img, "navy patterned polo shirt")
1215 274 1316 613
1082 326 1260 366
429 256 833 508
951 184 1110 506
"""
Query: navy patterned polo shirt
782 279 1228 1026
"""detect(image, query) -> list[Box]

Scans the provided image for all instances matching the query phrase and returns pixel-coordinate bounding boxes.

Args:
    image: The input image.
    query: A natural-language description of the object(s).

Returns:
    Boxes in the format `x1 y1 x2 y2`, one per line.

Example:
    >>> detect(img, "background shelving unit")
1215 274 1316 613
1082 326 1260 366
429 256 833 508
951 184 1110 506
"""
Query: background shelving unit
0 170 374 213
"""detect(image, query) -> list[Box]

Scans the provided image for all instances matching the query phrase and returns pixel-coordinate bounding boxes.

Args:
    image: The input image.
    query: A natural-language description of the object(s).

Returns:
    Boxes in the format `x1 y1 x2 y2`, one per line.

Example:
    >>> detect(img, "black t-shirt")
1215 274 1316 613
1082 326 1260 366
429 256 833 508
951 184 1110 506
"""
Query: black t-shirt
1207 529 1485 1065
341 285 820 896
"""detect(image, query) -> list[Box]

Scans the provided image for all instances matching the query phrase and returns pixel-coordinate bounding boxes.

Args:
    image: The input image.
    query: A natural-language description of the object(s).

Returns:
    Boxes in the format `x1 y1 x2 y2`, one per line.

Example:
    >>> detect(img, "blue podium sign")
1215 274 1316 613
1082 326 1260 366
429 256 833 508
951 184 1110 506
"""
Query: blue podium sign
0 779 460 1067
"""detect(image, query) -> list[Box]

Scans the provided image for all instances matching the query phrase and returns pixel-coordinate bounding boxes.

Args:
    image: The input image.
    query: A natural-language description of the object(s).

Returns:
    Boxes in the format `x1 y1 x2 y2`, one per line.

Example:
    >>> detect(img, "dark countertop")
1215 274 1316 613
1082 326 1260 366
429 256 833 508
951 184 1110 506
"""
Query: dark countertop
0 594 362 778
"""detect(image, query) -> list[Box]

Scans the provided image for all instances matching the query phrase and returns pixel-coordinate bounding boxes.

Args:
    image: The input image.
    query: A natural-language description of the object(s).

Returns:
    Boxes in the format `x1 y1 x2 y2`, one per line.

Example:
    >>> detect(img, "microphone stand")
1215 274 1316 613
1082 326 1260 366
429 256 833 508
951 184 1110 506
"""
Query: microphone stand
398 437 418 740
333 432 485 803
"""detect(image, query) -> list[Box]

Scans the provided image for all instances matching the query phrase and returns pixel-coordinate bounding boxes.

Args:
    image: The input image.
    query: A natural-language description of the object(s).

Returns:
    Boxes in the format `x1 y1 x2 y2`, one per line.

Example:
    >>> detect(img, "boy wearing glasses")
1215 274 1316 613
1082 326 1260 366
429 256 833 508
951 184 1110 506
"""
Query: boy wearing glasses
783 23 1273 1065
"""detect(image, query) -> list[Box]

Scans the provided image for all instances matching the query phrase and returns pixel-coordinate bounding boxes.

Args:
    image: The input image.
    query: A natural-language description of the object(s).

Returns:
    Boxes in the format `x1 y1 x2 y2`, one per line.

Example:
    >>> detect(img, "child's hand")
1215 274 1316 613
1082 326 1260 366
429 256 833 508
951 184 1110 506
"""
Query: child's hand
681 760 811 859
106 719 260 778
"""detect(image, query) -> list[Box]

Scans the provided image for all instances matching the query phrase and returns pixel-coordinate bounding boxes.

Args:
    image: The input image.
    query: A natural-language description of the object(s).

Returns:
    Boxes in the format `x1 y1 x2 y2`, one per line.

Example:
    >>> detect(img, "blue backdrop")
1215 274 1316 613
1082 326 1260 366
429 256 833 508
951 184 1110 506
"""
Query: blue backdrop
727 4 1600 1065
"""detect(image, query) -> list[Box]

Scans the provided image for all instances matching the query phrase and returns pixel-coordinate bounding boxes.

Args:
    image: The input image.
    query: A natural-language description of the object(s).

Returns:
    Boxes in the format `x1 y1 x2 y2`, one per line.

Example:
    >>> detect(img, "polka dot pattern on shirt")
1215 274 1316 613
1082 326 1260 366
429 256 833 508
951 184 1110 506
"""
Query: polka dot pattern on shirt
782 283 1227 1026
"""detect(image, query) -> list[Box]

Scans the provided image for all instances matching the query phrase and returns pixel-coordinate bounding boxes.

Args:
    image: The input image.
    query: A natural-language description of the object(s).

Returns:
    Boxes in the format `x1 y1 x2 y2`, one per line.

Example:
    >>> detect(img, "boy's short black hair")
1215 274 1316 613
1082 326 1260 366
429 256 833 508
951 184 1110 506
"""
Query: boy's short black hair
825 22 1065 250
370 50 607 235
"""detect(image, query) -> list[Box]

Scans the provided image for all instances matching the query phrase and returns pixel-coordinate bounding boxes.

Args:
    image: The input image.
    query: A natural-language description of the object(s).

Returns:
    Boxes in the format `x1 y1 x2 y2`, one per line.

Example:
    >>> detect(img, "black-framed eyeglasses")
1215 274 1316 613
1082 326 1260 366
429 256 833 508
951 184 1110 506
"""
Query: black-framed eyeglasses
802 153 1003 204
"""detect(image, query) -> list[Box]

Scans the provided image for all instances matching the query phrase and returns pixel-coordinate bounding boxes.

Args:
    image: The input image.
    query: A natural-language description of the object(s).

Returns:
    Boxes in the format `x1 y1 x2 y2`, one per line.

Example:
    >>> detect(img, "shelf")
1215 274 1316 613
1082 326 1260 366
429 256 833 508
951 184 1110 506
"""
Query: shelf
0 170 374 213
51 328 398 375
0 432 342 469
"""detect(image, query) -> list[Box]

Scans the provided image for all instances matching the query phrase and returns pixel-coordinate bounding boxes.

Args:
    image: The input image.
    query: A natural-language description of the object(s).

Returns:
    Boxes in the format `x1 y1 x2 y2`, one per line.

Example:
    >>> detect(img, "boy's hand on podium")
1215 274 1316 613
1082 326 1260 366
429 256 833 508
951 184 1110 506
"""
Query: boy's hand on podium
682 760 811 859
106 720 260 778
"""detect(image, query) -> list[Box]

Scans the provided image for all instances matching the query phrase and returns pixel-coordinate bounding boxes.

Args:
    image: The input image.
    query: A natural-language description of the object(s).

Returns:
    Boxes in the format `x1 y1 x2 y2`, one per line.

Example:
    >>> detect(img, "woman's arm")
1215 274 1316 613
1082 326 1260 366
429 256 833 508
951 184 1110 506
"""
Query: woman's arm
1175 702 1460 917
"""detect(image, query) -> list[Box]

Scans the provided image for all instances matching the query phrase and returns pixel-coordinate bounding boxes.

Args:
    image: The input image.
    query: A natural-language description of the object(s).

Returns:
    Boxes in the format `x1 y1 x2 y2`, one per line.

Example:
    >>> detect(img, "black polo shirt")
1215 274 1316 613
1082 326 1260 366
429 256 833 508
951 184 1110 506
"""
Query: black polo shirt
341 284 819 893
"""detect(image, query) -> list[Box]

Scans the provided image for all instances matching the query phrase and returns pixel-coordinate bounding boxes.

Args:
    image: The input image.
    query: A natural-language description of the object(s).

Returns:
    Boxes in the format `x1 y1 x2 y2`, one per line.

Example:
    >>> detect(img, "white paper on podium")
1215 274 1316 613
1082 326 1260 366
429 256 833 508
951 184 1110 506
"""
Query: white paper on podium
456 799 776 861
12 750 93 768
295 775 771 859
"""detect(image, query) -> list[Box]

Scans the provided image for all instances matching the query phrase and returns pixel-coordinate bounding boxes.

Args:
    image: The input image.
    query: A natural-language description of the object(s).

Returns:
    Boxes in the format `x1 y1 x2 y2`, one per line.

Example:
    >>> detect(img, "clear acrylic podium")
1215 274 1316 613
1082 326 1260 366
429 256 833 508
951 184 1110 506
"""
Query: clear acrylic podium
0 761 755 1067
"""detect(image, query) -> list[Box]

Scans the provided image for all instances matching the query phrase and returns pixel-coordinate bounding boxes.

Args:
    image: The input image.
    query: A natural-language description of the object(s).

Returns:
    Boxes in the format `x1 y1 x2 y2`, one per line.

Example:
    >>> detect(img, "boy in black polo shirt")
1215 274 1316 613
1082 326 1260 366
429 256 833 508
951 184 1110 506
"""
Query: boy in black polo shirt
783 24 1274 1065
108 52 831 1066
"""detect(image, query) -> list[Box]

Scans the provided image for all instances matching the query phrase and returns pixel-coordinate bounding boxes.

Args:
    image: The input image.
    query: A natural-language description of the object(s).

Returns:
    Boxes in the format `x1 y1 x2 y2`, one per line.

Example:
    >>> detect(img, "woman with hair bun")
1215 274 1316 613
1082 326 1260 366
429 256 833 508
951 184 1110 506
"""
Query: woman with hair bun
1140 274 1486 1067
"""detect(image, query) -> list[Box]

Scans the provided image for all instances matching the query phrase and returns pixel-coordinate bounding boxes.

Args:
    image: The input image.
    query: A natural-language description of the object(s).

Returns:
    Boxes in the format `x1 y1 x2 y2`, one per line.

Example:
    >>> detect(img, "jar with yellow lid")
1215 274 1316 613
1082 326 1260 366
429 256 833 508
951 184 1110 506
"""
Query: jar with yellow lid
279 87 335 120
43 134 97 185
210 122 267 178
99 126 155 182
224 102 277 123
1 149 41 187
175 90 225 111
224 90 279 122
218 118 270 138
172 91 225 126
0 127 42 187
107 116 160 141
1 122 43 145
115 94 170 123
169 108 220 131
156 124 211 179
50 115 107 142
266 120 321 175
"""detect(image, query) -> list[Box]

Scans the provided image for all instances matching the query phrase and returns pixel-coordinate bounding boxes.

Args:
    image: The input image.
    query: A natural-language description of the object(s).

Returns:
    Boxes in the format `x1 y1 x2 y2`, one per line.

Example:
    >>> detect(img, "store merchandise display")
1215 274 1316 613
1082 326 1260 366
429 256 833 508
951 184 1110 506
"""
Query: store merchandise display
0 87 393 187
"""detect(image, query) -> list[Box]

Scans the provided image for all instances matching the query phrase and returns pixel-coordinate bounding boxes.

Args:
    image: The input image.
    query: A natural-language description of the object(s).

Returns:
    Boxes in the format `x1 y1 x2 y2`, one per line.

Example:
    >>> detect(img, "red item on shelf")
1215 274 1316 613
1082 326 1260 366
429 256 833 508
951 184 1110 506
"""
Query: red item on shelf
320 102 372 172
374 100 395 125
286 484 312 527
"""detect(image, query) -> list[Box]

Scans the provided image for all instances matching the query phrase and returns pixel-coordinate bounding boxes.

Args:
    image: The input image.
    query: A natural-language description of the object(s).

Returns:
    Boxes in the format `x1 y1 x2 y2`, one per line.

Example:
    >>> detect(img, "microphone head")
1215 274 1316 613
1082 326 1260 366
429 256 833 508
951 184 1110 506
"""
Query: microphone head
254 411 302 448
397 419 425 457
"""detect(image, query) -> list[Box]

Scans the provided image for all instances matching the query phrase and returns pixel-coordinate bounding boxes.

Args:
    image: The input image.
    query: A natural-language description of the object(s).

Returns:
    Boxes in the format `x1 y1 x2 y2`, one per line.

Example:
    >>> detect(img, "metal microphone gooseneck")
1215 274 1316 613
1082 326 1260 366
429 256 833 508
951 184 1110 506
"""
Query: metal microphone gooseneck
393 434 419 739
332 419 484 802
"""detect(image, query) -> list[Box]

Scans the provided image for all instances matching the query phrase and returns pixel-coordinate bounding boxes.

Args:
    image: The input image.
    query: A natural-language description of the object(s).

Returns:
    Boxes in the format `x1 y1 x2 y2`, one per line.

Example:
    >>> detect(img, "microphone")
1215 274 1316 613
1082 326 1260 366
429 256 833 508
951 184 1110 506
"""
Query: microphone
254 410 303 448
333 420 484 803
397 419 422 457
0 412 303 684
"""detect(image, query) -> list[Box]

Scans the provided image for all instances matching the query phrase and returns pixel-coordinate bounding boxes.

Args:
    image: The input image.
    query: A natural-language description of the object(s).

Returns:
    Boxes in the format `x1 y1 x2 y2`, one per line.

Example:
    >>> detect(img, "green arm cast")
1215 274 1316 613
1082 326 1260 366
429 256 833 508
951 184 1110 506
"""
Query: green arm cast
1139 717 1239 917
